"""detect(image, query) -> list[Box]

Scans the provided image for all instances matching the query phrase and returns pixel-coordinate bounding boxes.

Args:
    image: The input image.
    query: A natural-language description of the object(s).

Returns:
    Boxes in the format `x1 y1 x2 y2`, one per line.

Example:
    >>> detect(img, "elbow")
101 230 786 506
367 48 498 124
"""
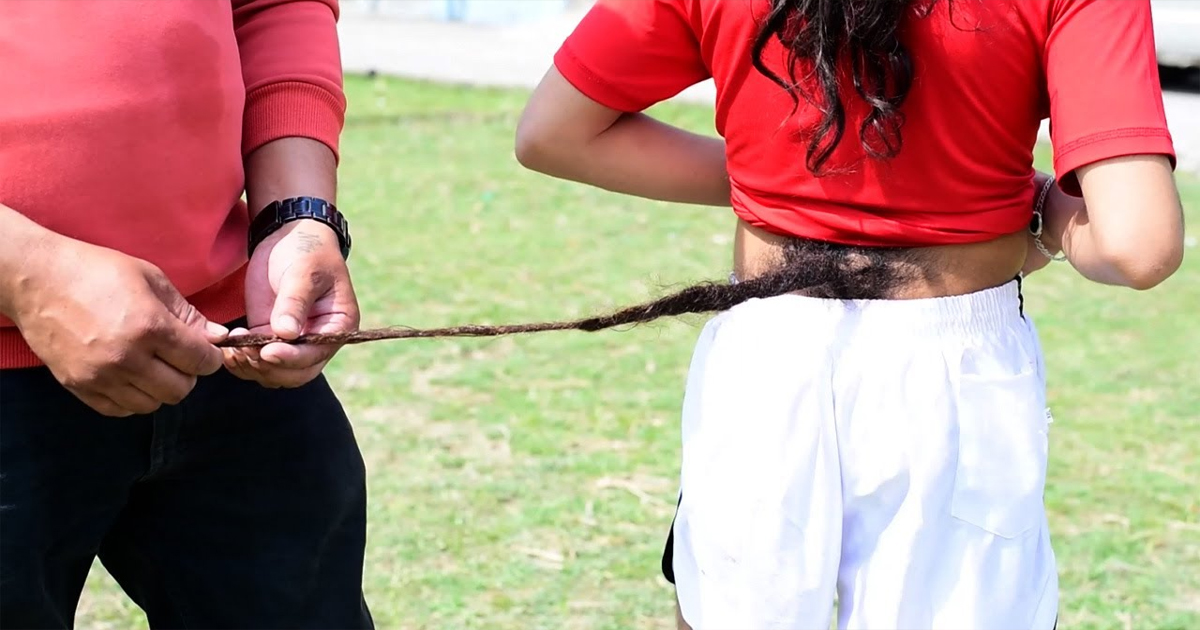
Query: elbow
1093 234 1185 290
1125 249 1184 290
513 128 547 173
1122 264 1178 291
513 117 559 175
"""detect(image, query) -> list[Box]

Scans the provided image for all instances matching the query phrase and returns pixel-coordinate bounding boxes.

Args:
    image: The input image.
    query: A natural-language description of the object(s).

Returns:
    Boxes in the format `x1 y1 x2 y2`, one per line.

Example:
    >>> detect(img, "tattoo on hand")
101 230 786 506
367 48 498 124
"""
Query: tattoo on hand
296 231 323 254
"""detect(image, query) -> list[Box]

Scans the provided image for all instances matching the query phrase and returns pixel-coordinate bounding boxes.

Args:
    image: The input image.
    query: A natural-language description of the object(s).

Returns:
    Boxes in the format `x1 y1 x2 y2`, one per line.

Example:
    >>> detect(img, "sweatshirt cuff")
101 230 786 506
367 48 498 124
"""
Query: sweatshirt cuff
242 80 346 161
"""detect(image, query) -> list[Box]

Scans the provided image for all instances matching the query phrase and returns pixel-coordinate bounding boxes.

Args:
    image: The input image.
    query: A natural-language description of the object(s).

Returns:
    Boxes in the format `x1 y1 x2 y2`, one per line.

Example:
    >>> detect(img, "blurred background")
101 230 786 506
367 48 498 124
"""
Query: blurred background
77 2 1199 629
337 0 1200 175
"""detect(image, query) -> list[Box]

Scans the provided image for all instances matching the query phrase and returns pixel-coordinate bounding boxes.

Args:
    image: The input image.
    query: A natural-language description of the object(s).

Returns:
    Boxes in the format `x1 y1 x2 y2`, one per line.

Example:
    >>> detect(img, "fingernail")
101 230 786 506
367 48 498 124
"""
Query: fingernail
206 321 229 338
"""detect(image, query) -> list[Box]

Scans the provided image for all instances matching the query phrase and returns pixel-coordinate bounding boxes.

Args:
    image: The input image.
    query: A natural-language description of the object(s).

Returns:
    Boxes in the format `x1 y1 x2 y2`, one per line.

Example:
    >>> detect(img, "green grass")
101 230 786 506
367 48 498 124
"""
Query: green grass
77 76 1198 629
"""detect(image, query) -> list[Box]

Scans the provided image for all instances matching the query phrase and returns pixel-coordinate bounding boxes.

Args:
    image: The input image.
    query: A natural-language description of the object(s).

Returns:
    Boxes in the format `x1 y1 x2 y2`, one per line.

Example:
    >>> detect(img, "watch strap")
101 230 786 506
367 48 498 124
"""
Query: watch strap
248 196 351 259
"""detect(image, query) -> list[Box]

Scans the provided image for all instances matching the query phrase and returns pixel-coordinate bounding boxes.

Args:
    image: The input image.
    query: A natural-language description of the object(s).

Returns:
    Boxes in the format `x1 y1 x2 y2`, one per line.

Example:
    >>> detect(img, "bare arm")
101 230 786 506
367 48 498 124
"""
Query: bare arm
515 67 730 207
222 0 358 388
1035 156 1184 290
245 137 338 217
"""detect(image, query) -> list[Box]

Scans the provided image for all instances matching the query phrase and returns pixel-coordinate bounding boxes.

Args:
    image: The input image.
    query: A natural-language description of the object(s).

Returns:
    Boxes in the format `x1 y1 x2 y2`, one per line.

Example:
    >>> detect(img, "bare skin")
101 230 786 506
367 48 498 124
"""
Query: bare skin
734 219 1027 297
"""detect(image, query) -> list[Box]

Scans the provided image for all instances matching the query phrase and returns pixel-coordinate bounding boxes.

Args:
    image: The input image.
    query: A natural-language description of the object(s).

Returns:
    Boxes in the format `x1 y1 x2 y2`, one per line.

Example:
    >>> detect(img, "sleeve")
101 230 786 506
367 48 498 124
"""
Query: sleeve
552 0 710 113
1044 0 1176 195
233 0 347 161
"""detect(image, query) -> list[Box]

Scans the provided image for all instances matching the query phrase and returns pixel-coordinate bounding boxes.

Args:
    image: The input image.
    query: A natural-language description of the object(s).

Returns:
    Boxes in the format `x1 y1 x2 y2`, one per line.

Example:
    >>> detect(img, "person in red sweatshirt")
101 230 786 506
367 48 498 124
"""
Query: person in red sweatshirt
0 1 372 628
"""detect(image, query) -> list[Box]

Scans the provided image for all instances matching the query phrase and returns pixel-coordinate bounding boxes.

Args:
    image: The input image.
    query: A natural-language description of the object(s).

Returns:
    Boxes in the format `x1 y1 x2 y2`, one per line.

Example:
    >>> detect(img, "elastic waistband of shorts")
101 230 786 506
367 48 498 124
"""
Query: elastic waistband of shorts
732 277 1026 339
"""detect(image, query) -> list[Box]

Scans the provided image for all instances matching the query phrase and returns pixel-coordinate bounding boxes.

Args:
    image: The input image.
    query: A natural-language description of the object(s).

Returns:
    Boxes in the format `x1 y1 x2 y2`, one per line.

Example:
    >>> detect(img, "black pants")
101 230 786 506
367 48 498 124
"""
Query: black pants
0 348 373 629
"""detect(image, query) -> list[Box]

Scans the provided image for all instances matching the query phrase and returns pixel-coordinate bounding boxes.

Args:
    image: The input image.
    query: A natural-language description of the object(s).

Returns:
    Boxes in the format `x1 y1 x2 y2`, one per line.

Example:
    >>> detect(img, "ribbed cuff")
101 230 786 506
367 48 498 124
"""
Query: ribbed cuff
242 81 346 162
0 328 41 369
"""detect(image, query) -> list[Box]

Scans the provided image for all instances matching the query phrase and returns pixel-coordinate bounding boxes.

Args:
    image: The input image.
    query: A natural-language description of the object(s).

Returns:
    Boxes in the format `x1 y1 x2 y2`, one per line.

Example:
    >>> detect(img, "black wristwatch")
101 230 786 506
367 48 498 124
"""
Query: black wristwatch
248 196 352 259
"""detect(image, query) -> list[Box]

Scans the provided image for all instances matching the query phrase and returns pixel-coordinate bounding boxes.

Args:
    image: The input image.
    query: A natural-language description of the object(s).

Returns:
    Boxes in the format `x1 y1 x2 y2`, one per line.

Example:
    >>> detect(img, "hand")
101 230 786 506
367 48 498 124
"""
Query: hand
223 219 359 388
1021 174 1075 277
9 238 227 417
1021 231 1056 276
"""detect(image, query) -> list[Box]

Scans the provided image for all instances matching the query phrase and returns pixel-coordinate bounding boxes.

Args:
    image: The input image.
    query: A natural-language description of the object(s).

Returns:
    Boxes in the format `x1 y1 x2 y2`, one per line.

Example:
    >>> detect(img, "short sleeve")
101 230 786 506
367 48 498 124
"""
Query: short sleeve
1045 0 1176 195
553 0 710 113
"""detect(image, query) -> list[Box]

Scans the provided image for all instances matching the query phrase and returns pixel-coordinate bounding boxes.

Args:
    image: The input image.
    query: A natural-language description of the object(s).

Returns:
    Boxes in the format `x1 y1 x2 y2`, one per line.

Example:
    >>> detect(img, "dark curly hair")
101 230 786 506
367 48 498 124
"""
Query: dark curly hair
751 0 938 175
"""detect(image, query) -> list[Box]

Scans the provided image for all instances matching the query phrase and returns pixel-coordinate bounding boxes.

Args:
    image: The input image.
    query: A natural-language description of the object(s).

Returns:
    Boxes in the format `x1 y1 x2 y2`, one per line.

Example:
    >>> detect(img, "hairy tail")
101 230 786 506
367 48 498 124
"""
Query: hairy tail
218 267 818 348
218 240 919 348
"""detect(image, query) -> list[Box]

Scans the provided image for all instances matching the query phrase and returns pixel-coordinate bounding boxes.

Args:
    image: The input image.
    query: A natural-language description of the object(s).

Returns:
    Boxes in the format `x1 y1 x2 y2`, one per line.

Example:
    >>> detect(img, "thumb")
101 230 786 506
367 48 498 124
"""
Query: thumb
152 276 227 376
271 265 327 340
153 272 229 344
200 317 230 344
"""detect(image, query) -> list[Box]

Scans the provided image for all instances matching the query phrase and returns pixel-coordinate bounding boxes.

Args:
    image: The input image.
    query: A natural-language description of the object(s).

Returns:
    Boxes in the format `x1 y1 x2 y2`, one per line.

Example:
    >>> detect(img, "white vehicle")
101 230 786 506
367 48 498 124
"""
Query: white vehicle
1153 0 1200 68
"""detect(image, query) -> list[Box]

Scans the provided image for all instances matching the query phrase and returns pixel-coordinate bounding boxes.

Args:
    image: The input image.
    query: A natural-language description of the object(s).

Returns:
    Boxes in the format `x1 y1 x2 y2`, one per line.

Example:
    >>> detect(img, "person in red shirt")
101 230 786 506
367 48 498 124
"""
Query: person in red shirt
0 1 371 627
515 0 1184 628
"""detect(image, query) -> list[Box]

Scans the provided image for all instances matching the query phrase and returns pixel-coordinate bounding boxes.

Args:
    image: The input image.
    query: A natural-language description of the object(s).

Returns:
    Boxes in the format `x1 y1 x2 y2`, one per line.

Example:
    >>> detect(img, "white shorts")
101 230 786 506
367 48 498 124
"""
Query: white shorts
668 280 1058 630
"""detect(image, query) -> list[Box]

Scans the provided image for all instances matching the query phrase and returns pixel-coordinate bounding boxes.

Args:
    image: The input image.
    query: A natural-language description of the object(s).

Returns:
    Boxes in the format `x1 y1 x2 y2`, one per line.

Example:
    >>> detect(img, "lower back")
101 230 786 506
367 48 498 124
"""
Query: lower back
734 221 1028 299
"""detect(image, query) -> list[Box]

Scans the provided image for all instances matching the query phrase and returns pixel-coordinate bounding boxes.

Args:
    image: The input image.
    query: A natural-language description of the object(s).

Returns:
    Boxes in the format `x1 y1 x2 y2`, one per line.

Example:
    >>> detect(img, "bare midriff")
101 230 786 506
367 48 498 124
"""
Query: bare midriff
732 219 1028 300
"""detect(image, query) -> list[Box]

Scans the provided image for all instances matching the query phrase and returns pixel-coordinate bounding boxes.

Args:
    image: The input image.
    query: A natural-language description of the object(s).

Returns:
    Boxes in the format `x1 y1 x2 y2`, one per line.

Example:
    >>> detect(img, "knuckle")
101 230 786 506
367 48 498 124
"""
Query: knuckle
60 372 91 391
254 373 281 388
128 314 165 343
177 347 218 377
109 346 139 369
164 380 196 405
282 294 311 309
61 365 109 391
133 401 162 415
194 351 221 376
177 302 201 327
267 375 295 388
85 395 131 418
275 370 318 389
102 405 134 418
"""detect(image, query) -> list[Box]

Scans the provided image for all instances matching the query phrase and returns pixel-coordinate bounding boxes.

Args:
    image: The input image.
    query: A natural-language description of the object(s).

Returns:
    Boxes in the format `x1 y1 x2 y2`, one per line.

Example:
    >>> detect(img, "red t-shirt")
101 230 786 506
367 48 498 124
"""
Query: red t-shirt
553 0 1176 247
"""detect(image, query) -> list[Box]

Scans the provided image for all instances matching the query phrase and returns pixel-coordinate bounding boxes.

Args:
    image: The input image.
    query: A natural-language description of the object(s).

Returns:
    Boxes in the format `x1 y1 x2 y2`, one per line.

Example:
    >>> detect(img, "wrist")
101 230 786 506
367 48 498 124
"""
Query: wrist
0 207 66 318
1030 176 1067 262
248 196 351 260
244 137 337 220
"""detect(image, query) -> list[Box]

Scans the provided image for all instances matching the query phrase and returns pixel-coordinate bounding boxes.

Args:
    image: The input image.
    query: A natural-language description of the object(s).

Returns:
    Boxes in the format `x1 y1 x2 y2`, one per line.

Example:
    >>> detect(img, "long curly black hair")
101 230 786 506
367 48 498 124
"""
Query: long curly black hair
751 0 938 175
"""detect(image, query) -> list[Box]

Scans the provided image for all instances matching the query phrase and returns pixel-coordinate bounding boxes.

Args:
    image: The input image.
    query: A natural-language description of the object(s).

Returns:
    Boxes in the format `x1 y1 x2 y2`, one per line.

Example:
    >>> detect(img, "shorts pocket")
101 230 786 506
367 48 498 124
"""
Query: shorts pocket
950 370 1049 539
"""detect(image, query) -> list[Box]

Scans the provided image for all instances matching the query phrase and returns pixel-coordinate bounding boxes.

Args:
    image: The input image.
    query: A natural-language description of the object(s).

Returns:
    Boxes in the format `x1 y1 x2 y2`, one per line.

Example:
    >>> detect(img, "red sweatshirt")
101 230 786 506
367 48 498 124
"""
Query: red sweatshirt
0 0 346 369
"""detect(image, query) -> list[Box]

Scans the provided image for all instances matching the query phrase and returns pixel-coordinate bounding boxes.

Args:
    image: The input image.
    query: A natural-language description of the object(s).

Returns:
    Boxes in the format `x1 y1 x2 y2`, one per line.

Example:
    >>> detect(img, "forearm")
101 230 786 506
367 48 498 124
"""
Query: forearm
518 113 730 207
234 0 344 220
244 137 338 218
1034 169 1180 288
